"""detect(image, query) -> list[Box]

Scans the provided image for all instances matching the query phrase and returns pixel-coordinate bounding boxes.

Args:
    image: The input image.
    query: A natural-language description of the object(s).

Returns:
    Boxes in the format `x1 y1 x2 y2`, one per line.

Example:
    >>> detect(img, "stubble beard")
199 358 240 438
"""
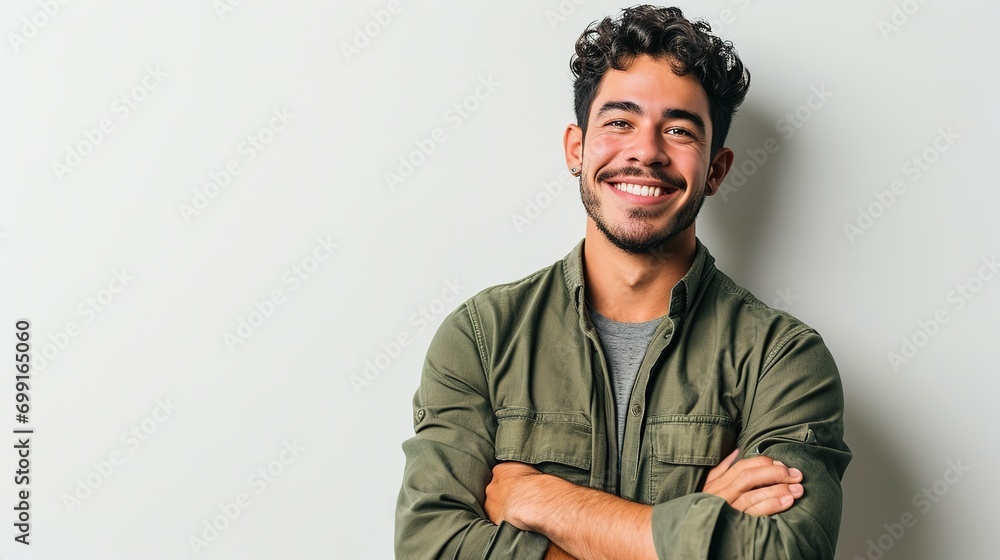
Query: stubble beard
579 170 706 255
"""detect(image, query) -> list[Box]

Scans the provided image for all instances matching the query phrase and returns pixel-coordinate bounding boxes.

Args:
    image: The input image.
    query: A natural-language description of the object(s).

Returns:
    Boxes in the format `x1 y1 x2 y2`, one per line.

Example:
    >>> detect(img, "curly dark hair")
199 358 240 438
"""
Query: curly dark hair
571 5 750 156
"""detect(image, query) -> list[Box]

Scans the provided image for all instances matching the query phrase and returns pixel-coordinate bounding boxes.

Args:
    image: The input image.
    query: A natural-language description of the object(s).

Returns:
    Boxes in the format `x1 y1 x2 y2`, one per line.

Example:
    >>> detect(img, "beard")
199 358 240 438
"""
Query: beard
579 165 706 255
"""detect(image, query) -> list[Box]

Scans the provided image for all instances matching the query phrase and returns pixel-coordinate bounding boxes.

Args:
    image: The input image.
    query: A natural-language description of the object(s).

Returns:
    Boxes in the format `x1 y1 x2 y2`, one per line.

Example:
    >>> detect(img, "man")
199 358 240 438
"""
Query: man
395 6 850 559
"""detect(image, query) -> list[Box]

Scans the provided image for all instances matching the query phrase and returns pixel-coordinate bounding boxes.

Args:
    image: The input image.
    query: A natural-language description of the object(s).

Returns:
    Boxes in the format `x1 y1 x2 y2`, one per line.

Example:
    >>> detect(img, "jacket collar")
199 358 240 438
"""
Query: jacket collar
562 237 716 324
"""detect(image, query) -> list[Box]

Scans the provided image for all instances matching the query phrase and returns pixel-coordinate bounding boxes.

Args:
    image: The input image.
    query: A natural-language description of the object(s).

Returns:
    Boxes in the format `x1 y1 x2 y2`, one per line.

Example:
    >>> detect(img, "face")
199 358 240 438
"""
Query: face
566 55 731 254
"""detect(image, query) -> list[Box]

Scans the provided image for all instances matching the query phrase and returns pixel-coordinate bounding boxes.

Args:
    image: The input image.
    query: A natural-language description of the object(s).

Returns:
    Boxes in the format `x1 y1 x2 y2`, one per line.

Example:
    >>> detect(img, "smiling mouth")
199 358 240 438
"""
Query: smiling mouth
608 181 676 198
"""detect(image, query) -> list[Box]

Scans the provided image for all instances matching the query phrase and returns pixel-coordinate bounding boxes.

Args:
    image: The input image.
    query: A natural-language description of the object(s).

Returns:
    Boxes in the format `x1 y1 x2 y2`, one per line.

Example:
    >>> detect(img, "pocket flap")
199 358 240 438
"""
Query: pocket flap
650 415 736 466
495 408 592 470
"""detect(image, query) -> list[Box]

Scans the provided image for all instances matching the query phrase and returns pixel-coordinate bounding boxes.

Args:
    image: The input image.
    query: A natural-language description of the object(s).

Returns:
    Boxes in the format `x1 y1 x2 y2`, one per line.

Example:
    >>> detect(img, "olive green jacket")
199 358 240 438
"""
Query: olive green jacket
396 239 851 559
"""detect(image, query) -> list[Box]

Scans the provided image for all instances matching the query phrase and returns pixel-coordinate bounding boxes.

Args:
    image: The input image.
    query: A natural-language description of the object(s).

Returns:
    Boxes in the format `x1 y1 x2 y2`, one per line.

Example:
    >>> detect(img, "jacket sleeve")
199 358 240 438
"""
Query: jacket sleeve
650 328 852 559
395 303 551 559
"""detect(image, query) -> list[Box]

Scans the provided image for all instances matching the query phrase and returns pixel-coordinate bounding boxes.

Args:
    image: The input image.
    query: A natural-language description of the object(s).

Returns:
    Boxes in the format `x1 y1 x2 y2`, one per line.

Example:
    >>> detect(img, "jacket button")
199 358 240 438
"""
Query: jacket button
416 409 426 422
631 404 642 416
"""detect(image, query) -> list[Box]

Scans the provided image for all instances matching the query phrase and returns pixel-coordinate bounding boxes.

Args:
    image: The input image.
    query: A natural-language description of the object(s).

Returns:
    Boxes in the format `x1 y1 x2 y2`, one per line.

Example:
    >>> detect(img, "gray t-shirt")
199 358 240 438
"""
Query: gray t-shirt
587 304 664 459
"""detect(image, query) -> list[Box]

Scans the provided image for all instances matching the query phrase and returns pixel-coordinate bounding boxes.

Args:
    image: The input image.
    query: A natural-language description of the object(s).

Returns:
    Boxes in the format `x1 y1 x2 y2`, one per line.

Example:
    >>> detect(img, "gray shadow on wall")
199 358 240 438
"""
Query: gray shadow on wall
836 388 949 560
703 106 945 559
701 104 781 276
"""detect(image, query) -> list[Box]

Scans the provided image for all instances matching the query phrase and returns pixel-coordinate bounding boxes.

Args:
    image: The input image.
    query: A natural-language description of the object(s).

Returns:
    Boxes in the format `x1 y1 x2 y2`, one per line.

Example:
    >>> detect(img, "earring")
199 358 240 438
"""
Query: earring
570 167 581 176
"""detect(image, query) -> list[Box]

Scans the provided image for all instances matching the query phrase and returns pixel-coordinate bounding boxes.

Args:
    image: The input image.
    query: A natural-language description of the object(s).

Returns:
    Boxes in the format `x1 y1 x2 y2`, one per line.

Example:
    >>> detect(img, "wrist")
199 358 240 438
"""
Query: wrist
514 472 570 533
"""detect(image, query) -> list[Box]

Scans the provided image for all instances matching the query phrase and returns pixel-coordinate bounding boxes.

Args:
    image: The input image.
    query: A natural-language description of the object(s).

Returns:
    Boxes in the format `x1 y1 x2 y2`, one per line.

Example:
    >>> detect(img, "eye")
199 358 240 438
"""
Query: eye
606 120 632 129
666 127 692 137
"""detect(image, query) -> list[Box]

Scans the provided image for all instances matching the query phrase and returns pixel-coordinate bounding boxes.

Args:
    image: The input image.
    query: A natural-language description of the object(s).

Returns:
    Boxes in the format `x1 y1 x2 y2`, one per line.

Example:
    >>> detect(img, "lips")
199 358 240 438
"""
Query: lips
605 177 681 200
601 167 684 195
611 182 665 197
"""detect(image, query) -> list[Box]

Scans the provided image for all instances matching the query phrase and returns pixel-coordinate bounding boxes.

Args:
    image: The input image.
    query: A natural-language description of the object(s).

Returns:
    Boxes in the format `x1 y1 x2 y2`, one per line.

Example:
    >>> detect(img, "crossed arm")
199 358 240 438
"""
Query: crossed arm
395 308 850 559
485 450 805 560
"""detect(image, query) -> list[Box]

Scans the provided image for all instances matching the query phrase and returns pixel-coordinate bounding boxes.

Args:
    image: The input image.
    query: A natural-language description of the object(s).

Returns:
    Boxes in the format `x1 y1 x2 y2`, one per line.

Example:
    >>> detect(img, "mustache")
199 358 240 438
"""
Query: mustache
595 166 687 190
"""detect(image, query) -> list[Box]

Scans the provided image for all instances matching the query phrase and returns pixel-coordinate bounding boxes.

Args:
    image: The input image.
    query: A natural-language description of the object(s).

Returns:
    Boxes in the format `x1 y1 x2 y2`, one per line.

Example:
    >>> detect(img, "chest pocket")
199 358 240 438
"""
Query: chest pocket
648 414 737 502
494 408 592 487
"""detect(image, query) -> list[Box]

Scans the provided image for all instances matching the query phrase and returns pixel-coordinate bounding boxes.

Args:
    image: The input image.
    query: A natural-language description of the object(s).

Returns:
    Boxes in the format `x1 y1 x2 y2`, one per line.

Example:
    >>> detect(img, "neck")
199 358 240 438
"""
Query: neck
582 220 696 322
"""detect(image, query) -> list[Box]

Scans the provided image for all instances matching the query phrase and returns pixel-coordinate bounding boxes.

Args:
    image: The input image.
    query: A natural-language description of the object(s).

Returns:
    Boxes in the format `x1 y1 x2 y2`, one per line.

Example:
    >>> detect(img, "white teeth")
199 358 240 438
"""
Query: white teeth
614 182 664 197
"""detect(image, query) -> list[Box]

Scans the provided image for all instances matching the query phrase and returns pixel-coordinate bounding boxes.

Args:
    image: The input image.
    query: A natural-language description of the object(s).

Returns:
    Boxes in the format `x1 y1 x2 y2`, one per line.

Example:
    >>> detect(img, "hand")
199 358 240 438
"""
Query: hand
488 462 655 560
702 449 804 516
484 462 545 530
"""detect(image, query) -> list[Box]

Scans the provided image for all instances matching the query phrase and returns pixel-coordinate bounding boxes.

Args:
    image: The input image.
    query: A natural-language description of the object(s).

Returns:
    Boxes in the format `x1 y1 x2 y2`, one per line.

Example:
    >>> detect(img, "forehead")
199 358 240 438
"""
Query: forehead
590 55 711 122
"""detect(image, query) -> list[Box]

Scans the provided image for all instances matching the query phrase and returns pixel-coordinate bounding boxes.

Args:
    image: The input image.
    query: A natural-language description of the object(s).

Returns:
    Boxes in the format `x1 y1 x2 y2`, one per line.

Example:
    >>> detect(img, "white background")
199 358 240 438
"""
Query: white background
2 1 997 559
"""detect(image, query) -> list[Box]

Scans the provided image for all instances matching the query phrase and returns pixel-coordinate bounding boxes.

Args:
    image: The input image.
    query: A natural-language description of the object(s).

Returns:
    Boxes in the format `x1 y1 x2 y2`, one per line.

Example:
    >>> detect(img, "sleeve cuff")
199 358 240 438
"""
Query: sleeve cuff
483 521 551 559
650 493 727 560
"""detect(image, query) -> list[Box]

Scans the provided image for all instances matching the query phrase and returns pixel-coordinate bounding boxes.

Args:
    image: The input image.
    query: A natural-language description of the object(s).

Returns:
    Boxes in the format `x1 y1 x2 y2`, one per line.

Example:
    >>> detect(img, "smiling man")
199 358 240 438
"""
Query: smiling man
395 6 850 559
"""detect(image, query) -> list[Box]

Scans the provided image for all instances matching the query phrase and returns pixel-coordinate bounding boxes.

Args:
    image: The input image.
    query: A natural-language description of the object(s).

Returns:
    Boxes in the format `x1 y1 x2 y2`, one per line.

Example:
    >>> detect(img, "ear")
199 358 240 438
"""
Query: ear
705 147 734 196
564 124 583 173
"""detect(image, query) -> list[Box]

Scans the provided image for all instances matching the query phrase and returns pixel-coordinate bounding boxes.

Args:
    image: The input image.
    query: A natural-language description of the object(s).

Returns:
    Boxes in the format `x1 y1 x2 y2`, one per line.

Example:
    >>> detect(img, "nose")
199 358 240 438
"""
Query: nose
622 125 669 167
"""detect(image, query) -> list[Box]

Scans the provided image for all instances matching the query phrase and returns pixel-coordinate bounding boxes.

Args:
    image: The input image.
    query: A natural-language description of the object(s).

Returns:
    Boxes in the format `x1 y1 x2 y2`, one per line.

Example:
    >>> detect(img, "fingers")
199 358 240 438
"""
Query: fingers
702 455 805 513
706 456 801 499
733 462 802 493
705 448 740 485
733 482 805 517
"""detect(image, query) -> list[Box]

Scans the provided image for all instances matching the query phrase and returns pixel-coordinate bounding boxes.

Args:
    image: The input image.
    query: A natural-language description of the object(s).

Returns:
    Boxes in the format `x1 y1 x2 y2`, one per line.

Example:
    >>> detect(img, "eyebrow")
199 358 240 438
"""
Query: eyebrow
596 101 707 136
